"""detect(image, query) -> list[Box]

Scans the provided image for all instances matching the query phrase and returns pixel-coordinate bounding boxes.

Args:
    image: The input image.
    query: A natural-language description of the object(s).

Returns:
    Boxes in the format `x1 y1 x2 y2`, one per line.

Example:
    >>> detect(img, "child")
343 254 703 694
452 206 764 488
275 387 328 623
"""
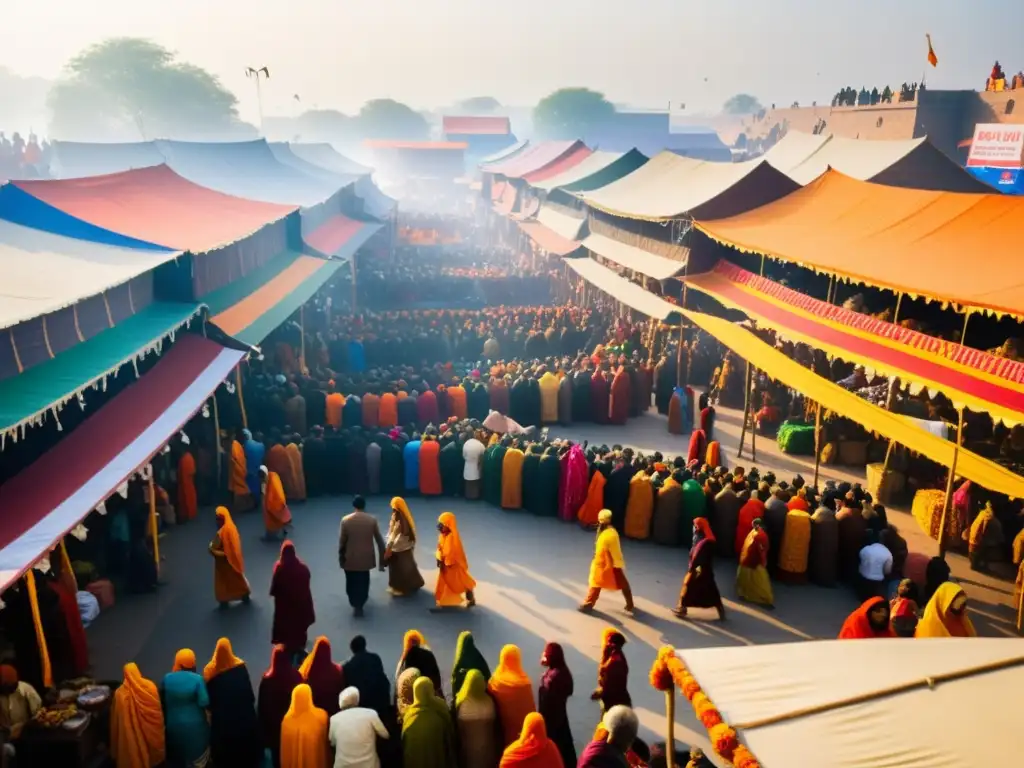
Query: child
890 578 920 637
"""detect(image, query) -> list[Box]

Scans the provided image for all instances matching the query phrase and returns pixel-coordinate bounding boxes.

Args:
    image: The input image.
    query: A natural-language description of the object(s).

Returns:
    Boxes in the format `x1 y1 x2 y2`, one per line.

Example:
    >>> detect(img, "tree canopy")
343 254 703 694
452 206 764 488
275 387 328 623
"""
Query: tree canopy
48 38 247 141
294 109 353 143
533 88 616 140
356 99 429 140
455 96 501 114
722 93 764 115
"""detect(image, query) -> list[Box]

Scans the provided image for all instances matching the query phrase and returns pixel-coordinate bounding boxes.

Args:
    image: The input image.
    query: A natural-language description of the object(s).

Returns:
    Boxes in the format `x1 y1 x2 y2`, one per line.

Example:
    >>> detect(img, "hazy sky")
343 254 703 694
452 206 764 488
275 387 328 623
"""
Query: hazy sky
2 0 1021 122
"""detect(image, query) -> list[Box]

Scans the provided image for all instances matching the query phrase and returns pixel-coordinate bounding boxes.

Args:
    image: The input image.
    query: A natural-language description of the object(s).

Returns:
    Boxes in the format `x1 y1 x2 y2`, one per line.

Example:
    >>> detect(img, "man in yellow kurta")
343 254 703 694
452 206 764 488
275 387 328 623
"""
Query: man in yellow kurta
538 371 559 424
623 470 654 540
501 443 526 510
433 512 476 609
260 466 293 541
580 509 634 614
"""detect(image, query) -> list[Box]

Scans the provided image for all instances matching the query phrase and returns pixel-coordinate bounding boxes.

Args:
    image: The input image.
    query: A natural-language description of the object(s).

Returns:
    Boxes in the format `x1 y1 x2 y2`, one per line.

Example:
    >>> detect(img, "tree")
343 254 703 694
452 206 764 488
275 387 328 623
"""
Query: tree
48 38 243 141
294 109 354 142
722 94 764 115
356 99 429 140
455 96 501 114
533 88 616 140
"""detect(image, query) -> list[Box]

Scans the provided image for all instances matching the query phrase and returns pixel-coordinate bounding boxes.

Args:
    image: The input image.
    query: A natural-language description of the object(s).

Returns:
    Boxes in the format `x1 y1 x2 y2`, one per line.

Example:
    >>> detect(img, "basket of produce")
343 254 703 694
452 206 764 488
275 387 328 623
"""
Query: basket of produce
31 702 80 729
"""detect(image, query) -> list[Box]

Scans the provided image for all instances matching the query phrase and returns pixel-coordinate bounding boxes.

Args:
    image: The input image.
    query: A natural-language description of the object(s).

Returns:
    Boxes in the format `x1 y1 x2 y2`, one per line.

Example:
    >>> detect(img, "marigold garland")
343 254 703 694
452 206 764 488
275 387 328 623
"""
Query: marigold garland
647 646 762 768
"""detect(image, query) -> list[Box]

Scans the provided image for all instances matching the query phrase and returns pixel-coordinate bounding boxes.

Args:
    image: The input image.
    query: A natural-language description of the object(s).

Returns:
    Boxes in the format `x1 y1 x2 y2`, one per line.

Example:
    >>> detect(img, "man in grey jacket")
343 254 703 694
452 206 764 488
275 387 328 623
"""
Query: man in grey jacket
339 495 386 617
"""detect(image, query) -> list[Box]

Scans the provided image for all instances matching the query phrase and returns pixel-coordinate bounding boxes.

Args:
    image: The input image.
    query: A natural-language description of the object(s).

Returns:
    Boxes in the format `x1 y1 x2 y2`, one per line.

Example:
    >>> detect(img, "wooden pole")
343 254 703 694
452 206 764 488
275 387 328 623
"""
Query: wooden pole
826 274 835 304
938 408 965 560
350 252 359 312
675 324 685 388
813 402 823 488
750 371 757 463
737 361 752 458
212 394 222 484
759 253 766 276
236 365 248 429
665 688 676 768
893 293 904 324
960 310 971 345
299 304 306 374
148 472 160 573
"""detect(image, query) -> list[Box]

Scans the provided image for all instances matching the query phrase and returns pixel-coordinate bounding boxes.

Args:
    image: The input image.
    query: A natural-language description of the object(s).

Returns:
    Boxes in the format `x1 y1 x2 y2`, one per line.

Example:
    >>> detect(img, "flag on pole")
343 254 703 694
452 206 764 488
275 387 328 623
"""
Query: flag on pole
926 34 938 67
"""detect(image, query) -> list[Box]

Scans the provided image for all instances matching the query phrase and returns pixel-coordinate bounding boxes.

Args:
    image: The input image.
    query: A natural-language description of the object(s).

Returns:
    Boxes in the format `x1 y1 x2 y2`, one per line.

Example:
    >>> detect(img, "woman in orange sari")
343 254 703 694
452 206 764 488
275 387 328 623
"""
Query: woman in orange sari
500 712 565 767
434 512 476 609
177 449 198 522
280 684 328 768
419 437 442 496
260 466 293 541
111 663 166 768
489 645 536 747
210 507 251 606
284 439 307 502
577 470 606 528
229 438 253 512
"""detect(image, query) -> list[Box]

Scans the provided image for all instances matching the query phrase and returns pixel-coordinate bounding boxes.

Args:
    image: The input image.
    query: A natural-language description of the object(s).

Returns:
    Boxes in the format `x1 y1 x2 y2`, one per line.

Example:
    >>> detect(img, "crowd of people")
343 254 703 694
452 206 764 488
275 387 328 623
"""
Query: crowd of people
0 131 48 179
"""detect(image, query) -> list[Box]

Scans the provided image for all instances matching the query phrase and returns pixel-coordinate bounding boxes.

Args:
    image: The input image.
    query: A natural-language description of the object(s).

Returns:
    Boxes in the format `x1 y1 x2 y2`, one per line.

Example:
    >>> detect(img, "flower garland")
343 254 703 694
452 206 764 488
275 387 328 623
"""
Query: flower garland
649 646 762 768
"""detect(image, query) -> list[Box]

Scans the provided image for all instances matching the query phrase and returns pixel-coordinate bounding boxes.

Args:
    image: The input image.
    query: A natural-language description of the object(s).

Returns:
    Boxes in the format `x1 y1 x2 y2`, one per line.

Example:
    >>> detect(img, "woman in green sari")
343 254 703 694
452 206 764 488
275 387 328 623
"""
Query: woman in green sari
454 670 499 768
402 676 454 768
451 630 491 703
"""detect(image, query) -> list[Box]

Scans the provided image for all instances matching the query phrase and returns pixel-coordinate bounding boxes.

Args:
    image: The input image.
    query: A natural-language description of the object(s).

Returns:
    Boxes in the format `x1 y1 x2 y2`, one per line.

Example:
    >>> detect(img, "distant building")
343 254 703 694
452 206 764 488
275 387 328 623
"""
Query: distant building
580 111 731 161
442 116 518 165
364 140 467 184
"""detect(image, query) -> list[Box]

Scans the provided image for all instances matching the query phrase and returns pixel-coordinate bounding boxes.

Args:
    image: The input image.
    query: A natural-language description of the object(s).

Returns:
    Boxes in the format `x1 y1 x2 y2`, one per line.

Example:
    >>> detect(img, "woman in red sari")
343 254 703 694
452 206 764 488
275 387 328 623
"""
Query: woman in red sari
558 445 589 522
838 597 896 639
299 636 345 716
608 366 631 426
592 629 630 715
270 542 315 662
499 712 565 768
590 371 610 425
258 645 303 768
674 517 726 621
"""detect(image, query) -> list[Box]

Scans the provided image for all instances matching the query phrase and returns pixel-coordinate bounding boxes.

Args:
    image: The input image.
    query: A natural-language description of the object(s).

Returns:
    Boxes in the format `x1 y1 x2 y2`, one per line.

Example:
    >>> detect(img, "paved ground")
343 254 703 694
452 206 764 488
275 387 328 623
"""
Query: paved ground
85 403 1021 760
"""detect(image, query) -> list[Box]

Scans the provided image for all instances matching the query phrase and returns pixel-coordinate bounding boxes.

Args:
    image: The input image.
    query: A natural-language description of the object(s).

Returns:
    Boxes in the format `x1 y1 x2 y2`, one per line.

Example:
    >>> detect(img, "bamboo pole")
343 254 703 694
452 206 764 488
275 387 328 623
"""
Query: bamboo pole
813 402 823 488
826 274 835 304
236 365 248 429
737 361 752 458
299 304 306 374
148 472 160 572
750 374 757 463
665 688 676 768
212 394 222 483
675 324 685 388
960 310 971 345
351 251 359 312
938 408 965 560
893 293 904 324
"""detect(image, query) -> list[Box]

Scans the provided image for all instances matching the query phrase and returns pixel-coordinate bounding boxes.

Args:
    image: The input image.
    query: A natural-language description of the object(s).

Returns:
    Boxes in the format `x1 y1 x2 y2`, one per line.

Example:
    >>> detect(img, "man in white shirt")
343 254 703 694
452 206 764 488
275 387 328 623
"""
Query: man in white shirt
857 531 893 601
328 686 388 768
462 432 486 500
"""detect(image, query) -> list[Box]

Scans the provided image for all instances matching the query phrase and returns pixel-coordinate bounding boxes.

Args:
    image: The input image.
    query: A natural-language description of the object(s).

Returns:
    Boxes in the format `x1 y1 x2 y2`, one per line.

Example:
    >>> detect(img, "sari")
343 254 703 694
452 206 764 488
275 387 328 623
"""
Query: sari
435 512 476 607
596 630 630 712
488 645 536 747
916 583 977 638
262 470 292 534
538 643 575 768
455 670 499 768
402 676 455 768
452 631 492 701
501 448 525 509
558 445 589 522
270 541 315 655
111 663 165 768
280 684 329 768
210 507 250 604
258 645 303 767
838 597 896 639
623 471 654 540
299 636 345 716
499 712 565 767
577 471 607 528
229 440 250 509
177 451 198 522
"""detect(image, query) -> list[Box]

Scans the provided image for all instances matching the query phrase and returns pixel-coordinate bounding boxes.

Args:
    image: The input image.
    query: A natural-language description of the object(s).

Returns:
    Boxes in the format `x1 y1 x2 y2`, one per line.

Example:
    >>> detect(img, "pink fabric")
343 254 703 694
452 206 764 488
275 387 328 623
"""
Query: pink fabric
559 445 590 522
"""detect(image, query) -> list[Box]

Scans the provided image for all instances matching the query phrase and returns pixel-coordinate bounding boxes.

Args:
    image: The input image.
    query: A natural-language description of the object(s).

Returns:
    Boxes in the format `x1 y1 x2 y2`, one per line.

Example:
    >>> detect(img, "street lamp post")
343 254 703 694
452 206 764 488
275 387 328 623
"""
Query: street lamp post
244 66 271 134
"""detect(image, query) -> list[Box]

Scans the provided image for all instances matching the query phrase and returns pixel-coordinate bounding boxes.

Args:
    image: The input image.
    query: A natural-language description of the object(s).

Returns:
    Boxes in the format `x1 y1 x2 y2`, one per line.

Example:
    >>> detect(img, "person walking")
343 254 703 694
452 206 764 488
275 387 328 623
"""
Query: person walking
338 496 386 617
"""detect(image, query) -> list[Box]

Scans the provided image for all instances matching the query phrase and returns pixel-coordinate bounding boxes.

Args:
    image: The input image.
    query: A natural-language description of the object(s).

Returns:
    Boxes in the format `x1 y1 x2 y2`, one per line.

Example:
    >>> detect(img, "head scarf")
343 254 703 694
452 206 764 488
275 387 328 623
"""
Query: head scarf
273 540 304 575
452 630 492 696
693 516 716 544
111 663 166 768
280 684 328 768
540 642 573 700
501 712 561 765
396 667 421 714
402 675 452 738
264 644 301 681
214 506 245 575
204 637 244 682
391 497 417 539
600 628 627 661
490 644 531 691
437 512 469 567
916 583 977 638
598 509 613 525
172 649 196 672
402 629 427 658
299 636 340 681
455 668 491 713
838 597 895 639
0 665 17 687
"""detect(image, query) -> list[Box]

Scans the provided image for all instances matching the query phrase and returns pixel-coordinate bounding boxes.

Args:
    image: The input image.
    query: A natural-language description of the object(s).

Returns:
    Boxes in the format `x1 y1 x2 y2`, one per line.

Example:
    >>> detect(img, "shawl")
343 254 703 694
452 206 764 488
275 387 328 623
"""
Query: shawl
280 684 329 768
499 712 563 767
402 677 453 765
455 669 492 716
203 637 244 682
491 645 531 689
172 648 195 673
392 496 417 540
916 583 977 638
452 630 492 697
689 517 715 567
437 511 470 569
214 507 245 575
111 662 166 768
396 667 421 716
838 597 896 639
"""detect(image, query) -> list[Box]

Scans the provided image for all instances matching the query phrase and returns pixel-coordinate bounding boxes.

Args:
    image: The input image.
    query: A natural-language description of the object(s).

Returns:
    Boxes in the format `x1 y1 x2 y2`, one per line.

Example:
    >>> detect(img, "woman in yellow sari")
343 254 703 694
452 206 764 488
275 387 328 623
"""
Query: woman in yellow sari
434 512 476 609
210 507 251 606
916 583 977 638
111 663 166 768
229 438 253 512
280 683 328 768
501 444 525 510
260 465 292 541
488 644 536 747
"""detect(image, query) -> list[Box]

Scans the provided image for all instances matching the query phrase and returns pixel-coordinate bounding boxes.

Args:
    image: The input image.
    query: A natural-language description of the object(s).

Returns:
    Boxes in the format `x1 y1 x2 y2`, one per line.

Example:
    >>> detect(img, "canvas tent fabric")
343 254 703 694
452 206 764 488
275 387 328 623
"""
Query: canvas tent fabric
767 131 990 192
0 302 202 438
205 252 341 347
694 170 1024 318
528 149 648 193
0 334 244 591
516 220 580 256
536 205 586 241
686 261 1024 425
583 233 685 280
482 140 583 178
442 116 511 135
48 141 165 179
675 639 1023 768
354 175 396 220
10 166 296 252
287 143 373 177
268 143 359 188
153 139 341 208
479 139 529 166
578 152 799 221
304 215 382 260
0 218 179 331
564 257 681 321
520 144 593 184
682 308 1024 499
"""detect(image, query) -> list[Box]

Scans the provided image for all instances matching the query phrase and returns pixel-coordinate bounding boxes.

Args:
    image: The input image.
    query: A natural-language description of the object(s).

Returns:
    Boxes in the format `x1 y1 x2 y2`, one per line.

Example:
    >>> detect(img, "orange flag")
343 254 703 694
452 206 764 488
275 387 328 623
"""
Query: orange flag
926 34 938 67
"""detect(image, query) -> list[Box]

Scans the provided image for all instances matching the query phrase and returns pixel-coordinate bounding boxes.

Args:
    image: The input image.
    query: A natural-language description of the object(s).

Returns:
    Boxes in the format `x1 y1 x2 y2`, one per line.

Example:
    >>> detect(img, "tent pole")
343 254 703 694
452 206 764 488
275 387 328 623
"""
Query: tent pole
212 394 222 484
351 252 359 313
826 274 835 304
750 369 757 463
148 472 160 573
938 408 965 560
737 360 752 458
299 304 306 374
759 253 766 276
960 310 971 345
893 292 904 324
675 324 686 388
665 688 676 768
813 402 823 489
236 365 248 429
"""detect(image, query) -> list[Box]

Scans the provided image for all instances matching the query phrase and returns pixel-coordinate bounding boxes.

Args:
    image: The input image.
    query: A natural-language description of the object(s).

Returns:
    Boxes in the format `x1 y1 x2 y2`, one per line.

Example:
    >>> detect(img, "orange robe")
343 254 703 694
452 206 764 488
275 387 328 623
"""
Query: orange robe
449 385 468 420
267 444 296 498
362 393 380 428
623 471 654 540
488 647 536 747
229 441 248 495
280 684 329 768
435 512 476 606
577 472 606 527
500 712 565 768
325 392 345 428
501 448 525 509
263 471 292 533
285 443 307 501
111 663 165 768
176 452 198 522
419 440 442 495
211 508 250 603
378 393 398 428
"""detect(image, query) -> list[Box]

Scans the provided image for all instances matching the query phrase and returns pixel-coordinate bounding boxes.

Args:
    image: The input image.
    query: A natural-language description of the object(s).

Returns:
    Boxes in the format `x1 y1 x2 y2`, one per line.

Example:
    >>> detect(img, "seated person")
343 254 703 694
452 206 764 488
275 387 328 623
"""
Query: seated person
0 664 42 760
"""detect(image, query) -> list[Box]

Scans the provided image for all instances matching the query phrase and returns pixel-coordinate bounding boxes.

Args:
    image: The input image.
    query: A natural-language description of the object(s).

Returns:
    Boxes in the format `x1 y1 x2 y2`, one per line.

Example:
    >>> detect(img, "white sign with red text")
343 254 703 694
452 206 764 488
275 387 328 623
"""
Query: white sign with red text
967 124 1024 168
